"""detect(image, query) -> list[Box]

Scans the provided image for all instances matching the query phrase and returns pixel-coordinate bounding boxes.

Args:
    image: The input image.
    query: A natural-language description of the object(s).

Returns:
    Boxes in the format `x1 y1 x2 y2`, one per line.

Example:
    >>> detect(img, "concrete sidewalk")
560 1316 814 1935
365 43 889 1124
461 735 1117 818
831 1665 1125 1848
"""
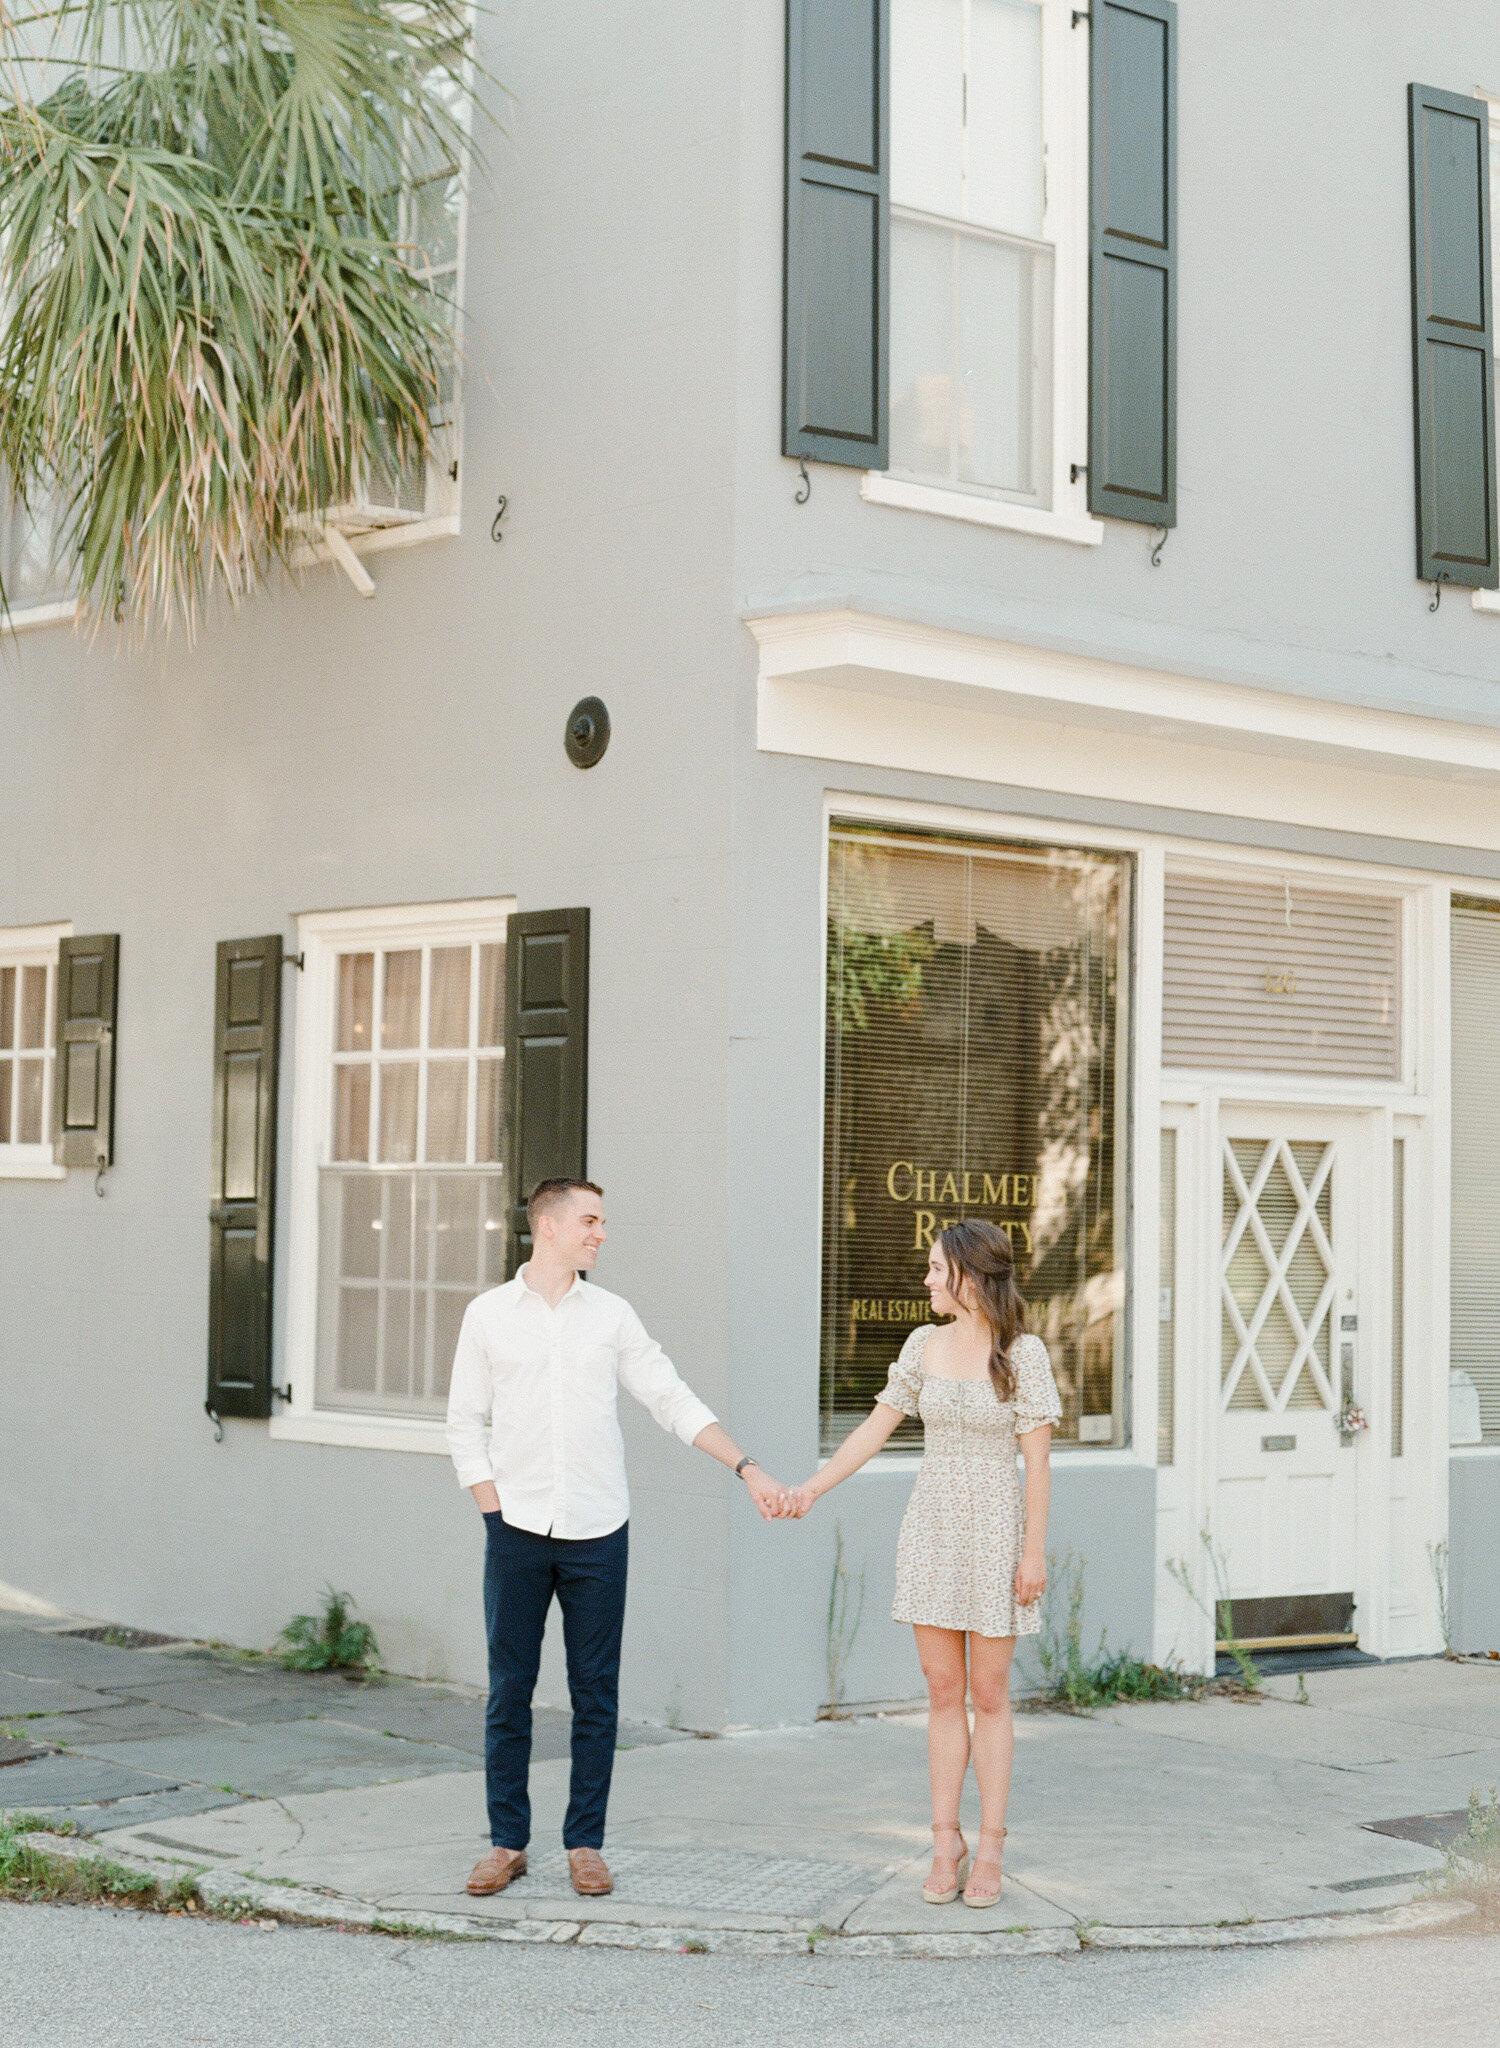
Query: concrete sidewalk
4 1613 1497 1952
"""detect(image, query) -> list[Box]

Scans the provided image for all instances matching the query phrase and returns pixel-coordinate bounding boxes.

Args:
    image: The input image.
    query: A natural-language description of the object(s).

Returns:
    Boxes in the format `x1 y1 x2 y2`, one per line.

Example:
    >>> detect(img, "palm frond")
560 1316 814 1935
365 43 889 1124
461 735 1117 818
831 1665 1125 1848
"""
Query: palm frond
0 0 480 635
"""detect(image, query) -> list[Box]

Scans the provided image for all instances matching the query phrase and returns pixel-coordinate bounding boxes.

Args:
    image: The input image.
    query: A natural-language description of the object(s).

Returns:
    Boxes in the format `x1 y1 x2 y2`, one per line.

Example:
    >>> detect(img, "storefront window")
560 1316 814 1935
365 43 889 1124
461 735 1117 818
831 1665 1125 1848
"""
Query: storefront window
822 824 1130 1452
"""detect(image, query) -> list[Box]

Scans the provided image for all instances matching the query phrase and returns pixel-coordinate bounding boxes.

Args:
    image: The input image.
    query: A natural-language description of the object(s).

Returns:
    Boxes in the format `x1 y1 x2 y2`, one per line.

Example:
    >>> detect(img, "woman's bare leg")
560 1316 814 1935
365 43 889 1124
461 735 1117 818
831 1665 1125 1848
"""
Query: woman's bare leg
914 1625 971 1886
964 1634 1017 1900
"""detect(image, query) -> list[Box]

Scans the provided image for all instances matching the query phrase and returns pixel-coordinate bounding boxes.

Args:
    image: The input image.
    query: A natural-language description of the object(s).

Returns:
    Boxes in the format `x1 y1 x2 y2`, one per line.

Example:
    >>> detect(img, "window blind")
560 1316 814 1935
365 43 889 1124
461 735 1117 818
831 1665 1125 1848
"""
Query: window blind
822 825 1130 1452
1451 903 1500 1441
1163 871 1400 1079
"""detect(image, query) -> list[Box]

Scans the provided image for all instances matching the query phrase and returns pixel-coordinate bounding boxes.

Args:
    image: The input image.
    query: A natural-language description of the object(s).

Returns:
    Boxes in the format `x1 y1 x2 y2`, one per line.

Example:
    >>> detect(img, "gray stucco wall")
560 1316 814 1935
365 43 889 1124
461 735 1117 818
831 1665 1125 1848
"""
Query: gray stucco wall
1449 1455 1500 1655
0 0 749 1728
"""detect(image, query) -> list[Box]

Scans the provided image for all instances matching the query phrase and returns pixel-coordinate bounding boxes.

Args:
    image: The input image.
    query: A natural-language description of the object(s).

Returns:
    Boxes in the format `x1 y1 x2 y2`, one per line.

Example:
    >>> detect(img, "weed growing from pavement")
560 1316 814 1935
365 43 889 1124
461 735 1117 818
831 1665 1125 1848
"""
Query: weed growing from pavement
1425 1786 1500 1930
275 1588 381 1673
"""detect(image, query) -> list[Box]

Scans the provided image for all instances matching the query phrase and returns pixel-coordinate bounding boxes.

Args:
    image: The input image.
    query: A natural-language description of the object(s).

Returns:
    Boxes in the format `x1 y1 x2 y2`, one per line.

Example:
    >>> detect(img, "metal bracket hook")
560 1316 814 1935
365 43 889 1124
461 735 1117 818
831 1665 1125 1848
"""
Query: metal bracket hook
490 494 508 543
794 460 811 505
94 1155 108 1198
1429 573 1449 612
205 1401 224 1445
1150 526 1168 568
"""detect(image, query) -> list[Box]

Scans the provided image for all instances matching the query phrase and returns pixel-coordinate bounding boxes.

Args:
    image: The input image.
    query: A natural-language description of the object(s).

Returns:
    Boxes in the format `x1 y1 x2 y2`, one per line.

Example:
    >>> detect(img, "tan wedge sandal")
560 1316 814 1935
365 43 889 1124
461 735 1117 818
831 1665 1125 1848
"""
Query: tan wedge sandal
922 1823 973 1905
962 1827 1006 1908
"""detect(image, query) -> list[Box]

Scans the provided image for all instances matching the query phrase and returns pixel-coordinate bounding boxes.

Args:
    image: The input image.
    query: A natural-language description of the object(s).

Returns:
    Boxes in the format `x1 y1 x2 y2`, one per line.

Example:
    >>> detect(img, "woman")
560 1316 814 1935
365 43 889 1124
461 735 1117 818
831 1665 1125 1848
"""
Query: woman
789 1219 1060 1909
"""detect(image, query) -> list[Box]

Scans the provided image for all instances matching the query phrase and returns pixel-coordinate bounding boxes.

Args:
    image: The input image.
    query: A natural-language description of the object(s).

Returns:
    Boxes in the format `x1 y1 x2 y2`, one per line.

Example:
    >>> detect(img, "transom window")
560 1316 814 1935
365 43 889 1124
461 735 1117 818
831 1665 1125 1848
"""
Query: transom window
313 920 508 1420
0 940 58 1166
889 0 1071 505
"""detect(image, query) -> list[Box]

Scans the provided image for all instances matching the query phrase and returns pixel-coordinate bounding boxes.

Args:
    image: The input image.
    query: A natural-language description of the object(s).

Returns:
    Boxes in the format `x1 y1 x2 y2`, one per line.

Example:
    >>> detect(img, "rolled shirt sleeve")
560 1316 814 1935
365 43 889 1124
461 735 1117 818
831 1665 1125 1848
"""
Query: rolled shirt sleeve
615 1304 717 1446
445 1298 497 1489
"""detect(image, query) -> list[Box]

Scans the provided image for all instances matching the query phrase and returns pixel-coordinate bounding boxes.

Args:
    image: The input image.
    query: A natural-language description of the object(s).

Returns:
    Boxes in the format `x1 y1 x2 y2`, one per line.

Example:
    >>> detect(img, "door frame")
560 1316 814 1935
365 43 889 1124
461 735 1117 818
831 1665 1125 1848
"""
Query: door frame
1159 1087 1418 1669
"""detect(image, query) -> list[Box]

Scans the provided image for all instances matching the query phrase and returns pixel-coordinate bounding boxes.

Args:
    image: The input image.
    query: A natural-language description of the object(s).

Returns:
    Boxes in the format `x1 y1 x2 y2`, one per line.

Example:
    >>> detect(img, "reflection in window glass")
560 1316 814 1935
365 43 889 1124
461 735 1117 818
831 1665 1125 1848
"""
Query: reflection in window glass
889 0 1051 505
821 826 1130 1453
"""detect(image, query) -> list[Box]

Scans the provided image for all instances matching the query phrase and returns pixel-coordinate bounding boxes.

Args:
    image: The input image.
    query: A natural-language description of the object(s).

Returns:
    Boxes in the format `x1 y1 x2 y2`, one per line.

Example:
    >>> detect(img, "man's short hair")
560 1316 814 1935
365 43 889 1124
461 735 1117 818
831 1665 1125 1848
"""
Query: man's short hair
526 1178 604 1232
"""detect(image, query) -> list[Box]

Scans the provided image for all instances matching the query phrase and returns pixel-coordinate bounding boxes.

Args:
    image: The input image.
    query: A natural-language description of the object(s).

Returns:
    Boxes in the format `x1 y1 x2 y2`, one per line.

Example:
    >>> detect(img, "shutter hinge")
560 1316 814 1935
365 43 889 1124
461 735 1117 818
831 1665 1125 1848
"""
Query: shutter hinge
283 952 305 971
1072 8 1089 25
271 1382 293 1406
1070 463 1088 483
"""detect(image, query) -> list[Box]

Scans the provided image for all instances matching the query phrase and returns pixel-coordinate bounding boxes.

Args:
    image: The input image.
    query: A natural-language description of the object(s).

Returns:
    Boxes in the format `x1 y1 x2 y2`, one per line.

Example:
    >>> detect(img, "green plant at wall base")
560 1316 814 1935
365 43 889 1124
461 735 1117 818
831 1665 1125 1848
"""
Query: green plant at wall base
1166 1526 1262 1694
0 0 477 636
1034 1551 1193 1710
821 1523 866 1719
275 1587 379 1673
1427 1539 1452 1656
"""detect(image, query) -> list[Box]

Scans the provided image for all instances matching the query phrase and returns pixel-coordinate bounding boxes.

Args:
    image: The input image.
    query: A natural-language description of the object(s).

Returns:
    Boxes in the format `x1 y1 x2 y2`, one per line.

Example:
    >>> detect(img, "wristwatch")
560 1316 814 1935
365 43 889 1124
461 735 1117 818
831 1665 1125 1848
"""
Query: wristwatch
734 1455 758 1478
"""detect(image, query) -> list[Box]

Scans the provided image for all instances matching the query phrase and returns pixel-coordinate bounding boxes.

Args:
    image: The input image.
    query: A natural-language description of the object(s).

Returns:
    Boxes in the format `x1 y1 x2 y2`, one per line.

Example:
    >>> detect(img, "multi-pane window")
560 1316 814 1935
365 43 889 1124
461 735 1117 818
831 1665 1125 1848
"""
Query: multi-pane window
315 934 505 1416
889 0 1053 502
0 950 56 1158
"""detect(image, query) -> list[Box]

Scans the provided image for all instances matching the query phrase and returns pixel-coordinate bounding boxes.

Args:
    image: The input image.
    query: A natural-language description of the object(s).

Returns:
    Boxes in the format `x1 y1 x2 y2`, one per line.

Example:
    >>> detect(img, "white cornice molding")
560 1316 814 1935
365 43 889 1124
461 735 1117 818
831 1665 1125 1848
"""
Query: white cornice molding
746 608 1500 787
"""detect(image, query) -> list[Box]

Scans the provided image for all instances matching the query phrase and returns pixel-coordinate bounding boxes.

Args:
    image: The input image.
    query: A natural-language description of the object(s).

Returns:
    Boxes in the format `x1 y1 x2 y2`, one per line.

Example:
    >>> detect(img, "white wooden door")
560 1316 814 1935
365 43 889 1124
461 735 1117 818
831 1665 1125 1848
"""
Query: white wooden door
1213 1109 1375 1644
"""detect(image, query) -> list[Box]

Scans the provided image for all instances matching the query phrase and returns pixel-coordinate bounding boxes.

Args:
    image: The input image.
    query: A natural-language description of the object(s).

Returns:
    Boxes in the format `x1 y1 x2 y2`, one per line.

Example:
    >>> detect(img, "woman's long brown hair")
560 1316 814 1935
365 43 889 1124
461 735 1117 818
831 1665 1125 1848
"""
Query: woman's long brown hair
936 1219 1028 1402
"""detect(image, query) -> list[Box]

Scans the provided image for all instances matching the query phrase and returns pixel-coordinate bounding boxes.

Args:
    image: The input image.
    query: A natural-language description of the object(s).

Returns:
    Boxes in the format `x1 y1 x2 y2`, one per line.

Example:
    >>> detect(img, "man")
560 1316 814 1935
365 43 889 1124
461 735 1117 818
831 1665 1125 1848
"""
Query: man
446 1177 789 1900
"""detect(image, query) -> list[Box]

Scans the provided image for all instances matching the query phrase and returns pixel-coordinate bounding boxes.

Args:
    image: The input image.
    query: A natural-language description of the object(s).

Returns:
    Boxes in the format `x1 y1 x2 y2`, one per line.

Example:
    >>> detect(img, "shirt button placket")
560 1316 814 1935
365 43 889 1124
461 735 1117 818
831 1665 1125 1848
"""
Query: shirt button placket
549 1320 565 1535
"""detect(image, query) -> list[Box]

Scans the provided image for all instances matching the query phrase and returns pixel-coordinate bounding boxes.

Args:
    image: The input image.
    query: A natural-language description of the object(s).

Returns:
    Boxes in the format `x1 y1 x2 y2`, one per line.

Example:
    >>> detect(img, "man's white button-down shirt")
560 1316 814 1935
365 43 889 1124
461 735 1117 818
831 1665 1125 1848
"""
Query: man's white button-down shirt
445 1269 718 1540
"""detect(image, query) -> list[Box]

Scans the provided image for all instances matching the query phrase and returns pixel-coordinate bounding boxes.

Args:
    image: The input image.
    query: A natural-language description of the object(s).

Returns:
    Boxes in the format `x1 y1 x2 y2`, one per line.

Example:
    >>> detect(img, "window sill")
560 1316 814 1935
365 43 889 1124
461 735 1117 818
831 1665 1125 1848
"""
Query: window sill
1471 587 1500 614
269 1411 450 1456
0 1156 66 1180
861 471 1104 546
1 598 80 638
1449 1441 1500 1457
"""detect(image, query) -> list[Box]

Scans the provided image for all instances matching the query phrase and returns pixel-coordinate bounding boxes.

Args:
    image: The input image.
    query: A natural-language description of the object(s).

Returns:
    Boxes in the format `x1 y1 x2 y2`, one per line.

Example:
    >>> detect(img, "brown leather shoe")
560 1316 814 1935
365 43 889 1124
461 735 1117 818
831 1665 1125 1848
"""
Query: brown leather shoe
568 1847 613 1896
466 1847 527 1895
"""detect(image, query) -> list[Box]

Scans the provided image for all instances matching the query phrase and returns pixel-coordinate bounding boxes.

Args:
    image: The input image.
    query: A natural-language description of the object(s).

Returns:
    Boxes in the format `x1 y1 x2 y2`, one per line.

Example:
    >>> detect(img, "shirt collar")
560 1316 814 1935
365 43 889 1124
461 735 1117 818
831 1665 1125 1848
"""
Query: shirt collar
516 1263 586 1308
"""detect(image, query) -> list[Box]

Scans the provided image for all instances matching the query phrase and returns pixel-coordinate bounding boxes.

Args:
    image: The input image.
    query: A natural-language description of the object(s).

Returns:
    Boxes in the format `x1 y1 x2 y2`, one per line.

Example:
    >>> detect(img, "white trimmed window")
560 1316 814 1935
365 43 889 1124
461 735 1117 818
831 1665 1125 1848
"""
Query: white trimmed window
281 899 512 1448
870 0 1093 539
0 925 68 1176
0 491 78 628
331 55 468 539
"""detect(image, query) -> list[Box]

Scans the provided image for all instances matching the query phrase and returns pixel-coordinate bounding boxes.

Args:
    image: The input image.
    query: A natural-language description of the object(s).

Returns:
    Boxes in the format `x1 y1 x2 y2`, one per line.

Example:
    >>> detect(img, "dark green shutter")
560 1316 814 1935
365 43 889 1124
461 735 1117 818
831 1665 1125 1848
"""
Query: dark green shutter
1409 84 1498 590
504 909 589 1275
1088 0 1177 525
207 937 281 1421
782 0 889 468
53 934 119 1169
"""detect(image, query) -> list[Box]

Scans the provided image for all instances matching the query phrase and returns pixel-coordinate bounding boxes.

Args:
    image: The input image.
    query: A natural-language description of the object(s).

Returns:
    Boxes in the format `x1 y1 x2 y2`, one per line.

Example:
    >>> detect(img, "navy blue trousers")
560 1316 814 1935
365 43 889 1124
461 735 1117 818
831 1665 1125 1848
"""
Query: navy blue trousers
482 1511 628 1851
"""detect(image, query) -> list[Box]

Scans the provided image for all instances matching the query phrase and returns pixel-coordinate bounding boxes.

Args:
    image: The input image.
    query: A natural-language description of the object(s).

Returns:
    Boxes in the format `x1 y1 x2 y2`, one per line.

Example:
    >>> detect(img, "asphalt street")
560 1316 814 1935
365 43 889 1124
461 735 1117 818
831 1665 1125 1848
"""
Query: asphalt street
0 1904 1495 2048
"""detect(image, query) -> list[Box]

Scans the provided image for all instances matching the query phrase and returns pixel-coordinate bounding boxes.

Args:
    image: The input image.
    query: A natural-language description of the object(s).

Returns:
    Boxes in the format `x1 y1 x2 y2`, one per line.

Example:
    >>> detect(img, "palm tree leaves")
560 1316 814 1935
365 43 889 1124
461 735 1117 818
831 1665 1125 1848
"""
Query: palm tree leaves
0 1 476 633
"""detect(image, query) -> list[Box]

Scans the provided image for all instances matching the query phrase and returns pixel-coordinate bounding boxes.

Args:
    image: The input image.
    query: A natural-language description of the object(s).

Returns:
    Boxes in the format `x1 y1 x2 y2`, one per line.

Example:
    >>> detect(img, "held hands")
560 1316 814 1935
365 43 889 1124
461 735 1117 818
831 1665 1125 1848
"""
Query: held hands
741 1466 819 1521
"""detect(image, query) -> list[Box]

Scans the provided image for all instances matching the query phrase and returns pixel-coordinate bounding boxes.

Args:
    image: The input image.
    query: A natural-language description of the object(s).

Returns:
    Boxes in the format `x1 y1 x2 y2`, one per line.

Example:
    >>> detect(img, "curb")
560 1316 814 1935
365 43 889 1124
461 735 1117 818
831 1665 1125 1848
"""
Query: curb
15 1837 1477 1954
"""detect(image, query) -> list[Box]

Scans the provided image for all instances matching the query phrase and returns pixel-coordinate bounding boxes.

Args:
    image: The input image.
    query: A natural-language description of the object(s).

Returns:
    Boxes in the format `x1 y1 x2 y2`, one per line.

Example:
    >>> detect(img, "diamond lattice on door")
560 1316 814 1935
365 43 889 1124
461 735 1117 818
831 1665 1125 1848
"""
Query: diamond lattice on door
1221 1138 1335 1415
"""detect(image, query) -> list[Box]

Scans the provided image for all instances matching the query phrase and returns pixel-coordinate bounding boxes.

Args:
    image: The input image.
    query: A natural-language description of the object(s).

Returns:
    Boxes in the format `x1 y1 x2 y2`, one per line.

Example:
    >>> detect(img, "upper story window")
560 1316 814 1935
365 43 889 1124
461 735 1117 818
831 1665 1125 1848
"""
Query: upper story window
0 491 76 620
333 56 468 534
886 0 1086 515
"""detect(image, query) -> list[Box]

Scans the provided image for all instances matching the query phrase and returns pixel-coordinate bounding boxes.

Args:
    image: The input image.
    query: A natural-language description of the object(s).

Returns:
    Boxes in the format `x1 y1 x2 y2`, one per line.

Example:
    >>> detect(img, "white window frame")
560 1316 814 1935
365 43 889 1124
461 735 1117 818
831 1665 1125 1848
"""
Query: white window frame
274 895 514 1456
0 921 71 1177
863 0 1101 547
1472 93 1500 614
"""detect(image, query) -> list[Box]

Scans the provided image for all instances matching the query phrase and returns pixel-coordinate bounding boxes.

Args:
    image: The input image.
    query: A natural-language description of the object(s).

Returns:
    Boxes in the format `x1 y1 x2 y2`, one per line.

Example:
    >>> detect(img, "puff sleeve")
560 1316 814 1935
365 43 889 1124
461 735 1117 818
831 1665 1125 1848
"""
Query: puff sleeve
1012 1334 1062 1435
874 1327 928 1418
